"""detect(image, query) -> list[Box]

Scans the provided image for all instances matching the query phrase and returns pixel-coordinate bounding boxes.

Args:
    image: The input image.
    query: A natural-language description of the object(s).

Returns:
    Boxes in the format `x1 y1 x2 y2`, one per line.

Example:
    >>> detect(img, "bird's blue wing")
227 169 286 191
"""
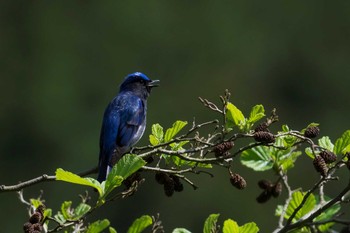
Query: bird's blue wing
117 95 145 147
98 102 120 182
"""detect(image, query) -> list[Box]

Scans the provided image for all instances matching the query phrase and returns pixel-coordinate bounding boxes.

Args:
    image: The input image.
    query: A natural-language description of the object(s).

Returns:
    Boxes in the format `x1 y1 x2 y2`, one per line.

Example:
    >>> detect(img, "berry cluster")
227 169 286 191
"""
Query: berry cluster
256 180 282 203
155 172 184 197
23 205 45 233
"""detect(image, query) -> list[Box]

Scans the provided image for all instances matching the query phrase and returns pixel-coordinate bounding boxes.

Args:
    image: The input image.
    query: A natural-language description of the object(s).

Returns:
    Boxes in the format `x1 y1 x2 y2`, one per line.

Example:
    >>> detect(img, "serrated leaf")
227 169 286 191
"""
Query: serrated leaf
127 215 152 233
86 219 110 233
203 213 220 233
172 228 192 233
285 191 316 221
248 105 265 124
334 130 350 155
109 154 146 180
30 198 44 208
109 227 117 233
226 102 245 130
61 201 73 220
54 212 66 224
222 219 239 233
305 147 315 159
55 169 103 197
74 203 91 219
239 222 259 233
318 136 334 152
241 146 273 171
164 120 188 142
150 124 164 145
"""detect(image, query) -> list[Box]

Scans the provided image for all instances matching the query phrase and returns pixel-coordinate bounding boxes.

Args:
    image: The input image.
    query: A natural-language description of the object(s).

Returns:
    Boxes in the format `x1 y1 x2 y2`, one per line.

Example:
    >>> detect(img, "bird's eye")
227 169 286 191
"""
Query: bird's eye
139 79 146 85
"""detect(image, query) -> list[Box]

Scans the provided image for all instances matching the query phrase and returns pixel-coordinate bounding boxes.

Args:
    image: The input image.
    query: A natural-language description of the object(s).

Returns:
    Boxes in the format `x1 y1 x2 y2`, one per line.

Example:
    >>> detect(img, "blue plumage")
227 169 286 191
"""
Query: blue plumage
97 72 159 182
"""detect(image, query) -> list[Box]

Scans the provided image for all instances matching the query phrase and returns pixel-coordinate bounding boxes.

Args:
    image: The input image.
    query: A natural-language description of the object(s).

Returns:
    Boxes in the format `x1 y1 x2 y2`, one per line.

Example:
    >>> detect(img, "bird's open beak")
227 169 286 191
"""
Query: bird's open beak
148 80 160 87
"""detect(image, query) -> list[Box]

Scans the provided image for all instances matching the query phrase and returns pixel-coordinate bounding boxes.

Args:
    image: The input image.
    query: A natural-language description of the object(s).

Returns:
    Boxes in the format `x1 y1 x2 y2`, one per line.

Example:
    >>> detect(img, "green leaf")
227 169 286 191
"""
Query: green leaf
305 147 315 159
127 215 153 233
241 146 274 171
30 198 44 208
54 212 66 224
55 168 103 196
74 203 91 219
222 219 239 233
109 154 146 180
109 227 117 233
61 201 73 220
282 124 290 132
285 191 316 221
318 136 334 152
86 219 110 233
334 130 350 155
226 102 245 130
248 105 265 124
239 222 259 233
172 228 192 233
164 120 188 142
150 124 164 145
203 213 220 233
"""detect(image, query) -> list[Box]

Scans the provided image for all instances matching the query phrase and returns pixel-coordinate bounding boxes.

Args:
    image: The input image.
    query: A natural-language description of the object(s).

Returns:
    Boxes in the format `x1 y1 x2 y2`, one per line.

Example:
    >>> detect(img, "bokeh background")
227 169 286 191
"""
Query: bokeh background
1 1 350 232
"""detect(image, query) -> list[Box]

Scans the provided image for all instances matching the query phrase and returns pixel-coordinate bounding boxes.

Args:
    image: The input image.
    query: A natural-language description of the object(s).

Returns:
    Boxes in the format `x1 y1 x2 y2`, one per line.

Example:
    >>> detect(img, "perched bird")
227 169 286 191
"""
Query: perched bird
97 72 159 182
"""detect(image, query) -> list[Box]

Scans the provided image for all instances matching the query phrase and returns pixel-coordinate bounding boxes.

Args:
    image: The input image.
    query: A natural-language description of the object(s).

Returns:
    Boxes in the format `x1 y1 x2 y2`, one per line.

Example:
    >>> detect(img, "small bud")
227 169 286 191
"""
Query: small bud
253 131 275 143
230 173 246 190
258 179 273 190
272 182 282 197
29 212 41 224
213 141 234 157
304 126 320 138
313 156 328 176
256 190 272 204
319 150 337 164
254 122 269 132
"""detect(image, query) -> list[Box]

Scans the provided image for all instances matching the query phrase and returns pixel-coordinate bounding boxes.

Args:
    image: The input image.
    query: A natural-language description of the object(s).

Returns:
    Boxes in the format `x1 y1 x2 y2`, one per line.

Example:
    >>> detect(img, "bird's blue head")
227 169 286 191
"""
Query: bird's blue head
119 72 160 97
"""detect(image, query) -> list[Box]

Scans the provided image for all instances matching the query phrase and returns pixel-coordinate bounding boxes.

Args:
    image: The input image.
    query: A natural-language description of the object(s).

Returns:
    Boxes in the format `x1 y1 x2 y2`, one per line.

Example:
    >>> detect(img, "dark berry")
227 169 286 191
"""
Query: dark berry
313 156 328 177
213 141 234 157
319 150 337 164
230 173 246 190
272 182 282 197
256 190 272 203
304 126 320 138
253 131 275 143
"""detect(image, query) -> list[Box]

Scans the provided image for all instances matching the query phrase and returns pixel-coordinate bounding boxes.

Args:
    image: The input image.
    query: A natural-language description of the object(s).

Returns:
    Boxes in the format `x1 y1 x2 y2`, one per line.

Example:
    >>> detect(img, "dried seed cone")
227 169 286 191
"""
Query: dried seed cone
319 150 337 164
256 190 272 203
155 172 168 185
258 179 273 189
32 223 43 232
23 222 32 233
313 156 328 176
29 212 42 224
304 126 320 138
254 122 269 132
213 141 234 157
170 175 184 192
163 178 175 197
253 131 275 143
272 182 282 197
230 173 247 190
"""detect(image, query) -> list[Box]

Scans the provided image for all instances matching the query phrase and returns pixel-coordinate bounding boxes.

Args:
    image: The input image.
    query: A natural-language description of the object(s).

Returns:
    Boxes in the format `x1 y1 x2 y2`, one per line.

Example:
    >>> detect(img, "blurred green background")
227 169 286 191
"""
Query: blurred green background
1 1 350 232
